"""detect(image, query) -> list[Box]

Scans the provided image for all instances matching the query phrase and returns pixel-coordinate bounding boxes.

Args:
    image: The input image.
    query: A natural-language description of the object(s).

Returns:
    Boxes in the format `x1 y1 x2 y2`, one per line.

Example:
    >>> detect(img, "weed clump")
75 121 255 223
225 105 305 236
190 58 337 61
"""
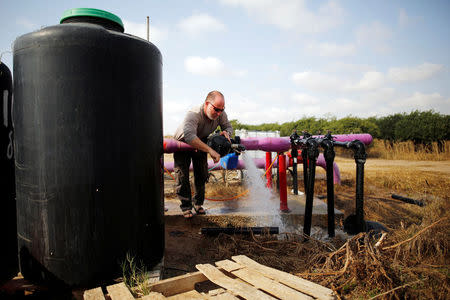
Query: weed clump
120 253 151 297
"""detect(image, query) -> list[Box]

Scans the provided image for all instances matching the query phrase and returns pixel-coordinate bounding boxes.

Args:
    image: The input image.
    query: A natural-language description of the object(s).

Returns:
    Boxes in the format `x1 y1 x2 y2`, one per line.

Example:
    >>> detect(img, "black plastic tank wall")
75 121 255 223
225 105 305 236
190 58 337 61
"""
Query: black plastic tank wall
0 59 18 284
13 8 164 286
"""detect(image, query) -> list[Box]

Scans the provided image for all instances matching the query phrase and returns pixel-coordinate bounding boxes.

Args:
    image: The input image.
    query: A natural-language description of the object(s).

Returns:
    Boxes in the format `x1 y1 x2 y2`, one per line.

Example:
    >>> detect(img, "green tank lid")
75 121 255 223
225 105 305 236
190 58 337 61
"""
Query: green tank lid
60 8 124 31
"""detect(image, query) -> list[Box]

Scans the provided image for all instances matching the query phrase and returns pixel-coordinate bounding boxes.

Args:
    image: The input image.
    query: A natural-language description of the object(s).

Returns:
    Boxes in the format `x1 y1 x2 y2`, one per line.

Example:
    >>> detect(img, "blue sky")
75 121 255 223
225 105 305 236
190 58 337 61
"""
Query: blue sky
1 0 449 135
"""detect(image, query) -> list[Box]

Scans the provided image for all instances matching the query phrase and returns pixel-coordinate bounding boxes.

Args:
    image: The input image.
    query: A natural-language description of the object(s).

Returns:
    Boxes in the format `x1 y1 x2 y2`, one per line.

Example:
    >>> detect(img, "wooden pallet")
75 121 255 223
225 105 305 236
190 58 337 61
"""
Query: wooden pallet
83 255 336 300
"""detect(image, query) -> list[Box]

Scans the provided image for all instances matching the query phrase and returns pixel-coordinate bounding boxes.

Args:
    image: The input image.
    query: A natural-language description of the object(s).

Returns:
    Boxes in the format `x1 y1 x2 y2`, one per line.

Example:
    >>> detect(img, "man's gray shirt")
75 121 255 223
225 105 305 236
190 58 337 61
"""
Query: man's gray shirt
173 104 233 144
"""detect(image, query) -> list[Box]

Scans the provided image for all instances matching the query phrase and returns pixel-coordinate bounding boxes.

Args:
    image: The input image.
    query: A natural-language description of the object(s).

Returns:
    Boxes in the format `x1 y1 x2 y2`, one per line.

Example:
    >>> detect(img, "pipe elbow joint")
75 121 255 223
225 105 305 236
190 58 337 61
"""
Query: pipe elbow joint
306 138 319 159
321 140 335 161
349 140 367 163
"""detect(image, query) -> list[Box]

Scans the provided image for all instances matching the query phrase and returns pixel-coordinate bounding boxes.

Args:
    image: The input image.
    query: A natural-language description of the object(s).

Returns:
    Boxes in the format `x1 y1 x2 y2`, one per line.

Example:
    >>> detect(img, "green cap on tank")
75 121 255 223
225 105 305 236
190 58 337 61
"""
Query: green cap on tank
60 8 124 32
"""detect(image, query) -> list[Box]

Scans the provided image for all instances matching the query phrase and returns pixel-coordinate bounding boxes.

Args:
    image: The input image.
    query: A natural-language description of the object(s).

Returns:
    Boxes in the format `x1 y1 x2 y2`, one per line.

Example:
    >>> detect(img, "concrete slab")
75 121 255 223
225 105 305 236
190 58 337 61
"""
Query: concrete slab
165 193 342 216
164 193 343 232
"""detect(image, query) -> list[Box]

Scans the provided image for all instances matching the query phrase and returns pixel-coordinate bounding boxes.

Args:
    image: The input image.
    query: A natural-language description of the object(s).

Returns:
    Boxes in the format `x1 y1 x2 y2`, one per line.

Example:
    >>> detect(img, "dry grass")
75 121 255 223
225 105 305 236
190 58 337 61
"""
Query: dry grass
204 151 450 299
337 158 450 206
163 143 449 298
205 179 247 200
213 195 449 299
367 139 450 161
364 169 449 200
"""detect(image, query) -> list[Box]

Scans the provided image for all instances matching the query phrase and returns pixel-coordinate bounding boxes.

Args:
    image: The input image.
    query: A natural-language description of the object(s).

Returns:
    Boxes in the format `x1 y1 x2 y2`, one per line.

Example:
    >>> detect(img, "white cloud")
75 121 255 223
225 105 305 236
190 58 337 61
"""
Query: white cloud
227 99 299 124
217 89 450 130
292 71 384 92
292 93 320 105
123 19 168 46
291 94 322 114
390 92 450 113
216 89 450 131
271 64 280 72
355 21 393 53
185 56 225 76
324 91 450 117
178 13 226 36
184 56 246 77
323 62 375 74
220 0 344 33
16 17 38 30
350 71 385 91
399 8 410 28
163 98 195 135
292 71 345 91
388 63 443 83
293 62 443 94
222 91 308 125
316 95 389 118
305 41 356 57
398 8 422 28
363 87 397 107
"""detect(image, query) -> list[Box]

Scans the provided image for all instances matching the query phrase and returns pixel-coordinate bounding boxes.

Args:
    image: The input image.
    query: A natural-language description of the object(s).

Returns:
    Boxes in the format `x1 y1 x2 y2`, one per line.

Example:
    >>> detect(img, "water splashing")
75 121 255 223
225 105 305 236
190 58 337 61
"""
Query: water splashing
241 152 273 205
241 152 282 228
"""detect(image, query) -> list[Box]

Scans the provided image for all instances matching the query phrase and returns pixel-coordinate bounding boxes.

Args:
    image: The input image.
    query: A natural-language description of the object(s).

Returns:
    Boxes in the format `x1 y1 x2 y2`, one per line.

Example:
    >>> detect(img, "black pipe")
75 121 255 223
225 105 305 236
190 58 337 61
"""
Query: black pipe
201 227 279 236
291 134 368 236
320 133 336 238
391 194 424 207
290 131 300 195
301 147 308 195
303 137 319 236
333 139 367 234
300 131 311 196
350 140 367 233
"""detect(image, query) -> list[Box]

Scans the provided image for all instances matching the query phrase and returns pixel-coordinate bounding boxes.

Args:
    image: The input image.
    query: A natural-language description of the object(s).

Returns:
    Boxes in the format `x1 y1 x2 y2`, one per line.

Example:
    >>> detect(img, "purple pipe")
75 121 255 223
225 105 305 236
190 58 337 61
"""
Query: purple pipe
164 153 341 184
163 134 372 153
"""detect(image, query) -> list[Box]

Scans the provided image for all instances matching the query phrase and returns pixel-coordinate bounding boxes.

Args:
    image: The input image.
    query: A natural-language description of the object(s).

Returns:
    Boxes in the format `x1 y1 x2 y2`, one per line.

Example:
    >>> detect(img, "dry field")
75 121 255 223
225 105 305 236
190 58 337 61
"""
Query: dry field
164 141 450 299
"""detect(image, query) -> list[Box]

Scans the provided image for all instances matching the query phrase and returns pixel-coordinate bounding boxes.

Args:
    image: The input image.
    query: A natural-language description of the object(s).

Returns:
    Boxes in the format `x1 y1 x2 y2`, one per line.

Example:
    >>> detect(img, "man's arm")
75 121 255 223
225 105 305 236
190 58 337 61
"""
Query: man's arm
183 111 221 163
188 137 221 163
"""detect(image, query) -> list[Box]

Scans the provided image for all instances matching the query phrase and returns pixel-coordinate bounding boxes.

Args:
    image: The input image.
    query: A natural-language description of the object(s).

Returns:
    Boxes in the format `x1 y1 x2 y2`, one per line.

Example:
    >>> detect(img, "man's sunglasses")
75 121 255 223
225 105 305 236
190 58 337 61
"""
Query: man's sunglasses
209 102 224 112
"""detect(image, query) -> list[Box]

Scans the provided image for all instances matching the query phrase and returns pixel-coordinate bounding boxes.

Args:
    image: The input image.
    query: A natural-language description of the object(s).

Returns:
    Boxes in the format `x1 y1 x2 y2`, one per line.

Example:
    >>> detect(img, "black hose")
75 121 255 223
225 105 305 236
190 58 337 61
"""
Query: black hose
391 194 424 207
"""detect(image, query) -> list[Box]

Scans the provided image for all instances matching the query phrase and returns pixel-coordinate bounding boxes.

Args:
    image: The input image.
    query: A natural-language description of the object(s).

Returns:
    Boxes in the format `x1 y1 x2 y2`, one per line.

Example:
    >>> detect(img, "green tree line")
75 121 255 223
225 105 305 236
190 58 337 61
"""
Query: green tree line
230 110 450 144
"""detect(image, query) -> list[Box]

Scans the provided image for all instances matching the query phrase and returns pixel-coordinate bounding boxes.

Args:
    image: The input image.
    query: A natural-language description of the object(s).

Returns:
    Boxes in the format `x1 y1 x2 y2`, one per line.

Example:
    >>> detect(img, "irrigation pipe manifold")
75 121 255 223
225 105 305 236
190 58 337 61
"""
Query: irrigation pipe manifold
290 131 368 238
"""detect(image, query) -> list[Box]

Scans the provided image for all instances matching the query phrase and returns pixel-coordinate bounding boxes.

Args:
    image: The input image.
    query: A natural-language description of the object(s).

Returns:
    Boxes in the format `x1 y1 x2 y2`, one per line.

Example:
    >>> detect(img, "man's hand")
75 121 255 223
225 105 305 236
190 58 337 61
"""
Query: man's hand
209 149 221 163
188 136 222 163
220 130 231 143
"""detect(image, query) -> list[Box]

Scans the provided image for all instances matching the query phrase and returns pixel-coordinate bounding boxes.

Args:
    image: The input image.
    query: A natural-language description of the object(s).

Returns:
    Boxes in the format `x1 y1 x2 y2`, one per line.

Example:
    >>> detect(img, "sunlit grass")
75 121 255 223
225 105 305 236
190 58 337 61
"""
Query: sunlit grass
367 139 450 161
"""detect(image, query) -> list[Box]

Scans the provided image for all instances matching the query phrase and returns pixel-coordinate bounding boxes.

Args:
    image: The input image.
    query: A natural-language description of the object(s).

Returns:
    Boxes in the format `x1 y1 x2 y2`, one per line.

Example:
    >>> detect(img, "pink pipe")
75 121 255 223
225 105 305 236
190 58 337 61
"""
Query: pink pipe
163 134 372 153
164 153 341 184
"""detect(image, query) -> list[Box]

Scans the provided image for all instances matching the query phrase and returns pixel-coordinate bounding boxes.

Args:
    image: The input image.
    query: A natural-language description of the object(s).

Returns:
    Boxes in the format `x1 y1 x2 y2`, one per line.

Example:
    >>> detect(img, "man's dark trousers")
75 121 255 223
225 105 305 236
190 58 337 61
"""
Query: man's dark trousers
173 151 209 211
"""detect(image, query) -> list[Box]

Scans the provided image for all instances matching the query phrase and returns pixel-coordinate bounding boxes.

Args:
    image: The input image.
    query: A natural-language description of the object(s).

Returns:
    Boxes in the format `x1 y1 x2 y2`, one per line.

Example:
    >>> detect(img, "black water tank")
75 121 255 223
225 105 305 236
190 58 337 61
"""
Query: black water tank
13 8 164 286
0 60 18 284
